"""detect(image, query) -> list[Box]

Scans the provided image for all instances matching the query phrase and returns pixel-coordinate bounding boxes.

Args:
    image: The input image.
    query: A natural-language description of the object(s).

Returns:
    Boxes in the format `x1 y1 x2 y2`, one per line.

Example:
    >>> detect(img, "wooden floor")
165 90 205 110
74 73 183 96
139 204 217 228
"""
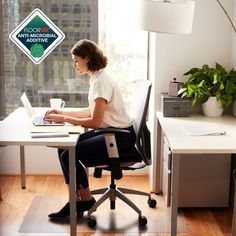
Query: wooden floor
0 175 233 236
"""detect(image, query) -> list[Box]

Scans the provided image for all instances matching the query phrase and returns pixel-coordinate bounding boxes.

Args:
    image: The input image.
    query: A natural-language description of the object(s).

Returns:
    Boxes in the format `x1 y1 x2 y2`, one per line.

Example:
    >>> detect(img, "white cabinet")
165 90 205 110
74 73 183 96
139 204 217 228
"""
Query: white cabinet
162 137 231 207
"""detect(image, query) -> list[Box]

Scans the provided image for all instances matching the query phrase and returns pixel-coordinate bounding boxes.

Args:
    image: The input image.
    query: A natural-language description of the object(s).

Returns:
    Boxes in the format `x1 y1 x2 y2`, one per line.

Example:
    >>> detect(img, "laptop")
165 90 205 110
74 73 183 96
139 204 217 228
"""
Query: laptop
20 92 65 126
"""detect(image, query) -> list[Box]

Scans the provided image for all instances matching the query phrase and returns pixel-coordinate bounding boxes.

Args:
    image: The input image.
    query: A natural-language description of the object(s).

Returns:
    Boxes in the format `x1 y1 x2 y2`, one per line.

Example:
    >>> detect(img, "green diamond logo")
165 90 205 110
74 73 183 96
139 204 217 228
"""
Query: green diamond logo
9 8 65 64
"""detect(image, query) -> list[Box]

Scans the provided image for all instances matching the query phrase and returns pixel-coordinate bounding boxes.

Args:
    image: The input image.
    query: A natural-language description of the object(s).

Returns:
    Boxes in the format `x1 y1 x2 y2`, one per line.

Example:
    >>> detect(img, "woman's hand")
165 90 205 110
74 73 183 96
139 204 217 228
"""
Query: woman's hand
44 109 62 117
44 112 66 123
44 109 64 122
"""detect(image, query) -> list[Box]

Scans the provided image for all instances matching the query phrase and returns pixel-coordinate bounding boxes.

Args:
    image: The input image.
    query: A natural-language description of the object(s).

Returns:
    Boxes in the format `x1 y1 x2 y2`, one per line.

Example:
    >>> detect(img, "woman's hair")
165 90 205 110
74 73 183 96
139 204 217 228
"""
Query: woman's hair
71 39 108 71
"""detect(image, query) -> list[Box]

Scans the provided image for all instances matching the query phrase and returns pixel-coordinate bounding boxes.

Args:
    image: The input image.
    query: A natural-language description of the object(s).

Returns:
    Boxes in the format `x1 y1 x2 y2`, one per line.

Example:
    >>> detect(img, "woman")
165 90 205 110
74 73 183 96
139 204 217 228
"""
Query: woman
44 39 137 219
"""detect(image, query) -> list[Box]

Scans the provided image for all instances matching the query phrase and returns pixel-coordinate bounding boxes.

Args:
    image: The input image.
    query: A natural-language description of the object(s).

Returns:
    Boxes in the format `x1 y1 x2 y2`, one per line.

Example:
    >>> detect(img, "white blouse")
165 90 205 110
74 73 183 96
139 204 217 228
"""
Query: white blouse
88 69 133 128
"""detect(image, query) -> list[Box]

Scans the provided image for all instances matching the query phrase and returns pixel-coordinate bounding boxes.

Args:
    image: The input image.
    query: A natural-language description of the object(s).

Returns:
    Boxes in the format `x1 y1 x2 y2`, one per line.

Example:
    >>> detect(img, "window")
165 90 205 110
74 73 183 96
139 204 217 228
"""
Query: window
0 0 147 120
61 4 69 13
99 0 147 96
74 20 81 28
74 4 81 14
61 20 67 27
51 4 59 13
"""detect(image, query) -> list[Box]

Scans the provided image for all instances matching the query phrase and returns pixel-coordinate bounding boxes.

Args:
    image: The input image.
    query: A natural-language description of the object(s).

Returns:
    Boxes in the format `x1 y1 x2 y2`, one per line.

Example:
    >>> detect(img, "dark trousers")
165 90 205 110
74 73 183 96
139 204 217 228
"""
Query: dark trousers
58 126 136 189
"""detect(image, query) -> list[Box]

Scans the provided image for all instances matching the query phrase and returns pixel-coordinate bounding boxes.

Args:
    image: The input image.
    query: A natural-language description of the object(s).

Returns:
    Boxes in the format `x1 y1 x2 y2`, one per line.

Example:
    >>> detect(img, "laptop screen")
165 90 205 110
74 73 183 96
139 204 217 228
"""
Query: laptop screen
20 92 36 118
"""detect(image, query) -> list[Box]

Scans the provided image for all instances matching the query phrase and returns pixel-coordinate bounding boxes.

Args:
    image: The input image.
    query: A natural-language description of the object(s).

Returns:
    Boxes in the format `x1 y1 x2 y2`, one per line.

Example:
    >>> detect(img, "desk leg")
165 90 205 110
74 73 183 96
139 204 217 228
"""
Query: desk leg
20 146 26 189
232 186 236 236
68 147 76 236
171 153 180 236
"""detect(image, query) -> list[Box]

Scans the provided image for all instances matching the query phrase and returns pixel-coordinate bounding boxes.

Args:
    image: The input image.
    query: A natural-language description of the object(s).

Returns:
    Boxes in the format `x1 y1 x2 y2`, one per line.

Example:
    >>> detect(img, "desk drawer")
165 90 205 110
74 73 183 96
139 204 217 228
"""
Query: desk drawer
162 138 171 206
163 161 171 206
163 137 171 169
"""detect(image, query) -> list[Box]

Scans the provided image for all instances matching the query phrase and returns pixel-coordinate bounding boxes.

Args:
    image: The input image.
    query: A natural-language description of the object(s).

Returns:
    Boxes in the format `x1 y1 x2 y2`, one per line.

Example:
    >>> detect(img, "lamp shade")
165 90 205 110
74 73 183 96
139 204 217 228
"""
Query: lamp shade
139 0 195 34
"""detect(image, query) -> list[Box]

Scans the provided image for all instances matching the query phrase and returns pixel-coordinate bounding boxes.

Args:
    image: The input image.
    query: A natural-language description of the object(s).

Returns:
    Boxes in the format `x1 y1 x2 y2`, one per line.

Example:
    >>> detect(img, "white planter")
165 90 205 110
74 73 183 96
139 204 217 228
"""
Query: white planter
202 97 223 117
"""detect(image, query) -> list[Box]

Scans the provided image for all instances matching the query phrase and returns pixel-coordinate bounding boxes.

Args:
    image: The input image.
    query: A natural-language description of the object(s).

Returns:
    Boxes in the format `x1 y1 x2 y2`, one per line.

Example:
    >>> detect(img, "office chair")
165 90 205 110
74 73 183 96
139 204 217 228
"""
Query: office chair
87 80 156 228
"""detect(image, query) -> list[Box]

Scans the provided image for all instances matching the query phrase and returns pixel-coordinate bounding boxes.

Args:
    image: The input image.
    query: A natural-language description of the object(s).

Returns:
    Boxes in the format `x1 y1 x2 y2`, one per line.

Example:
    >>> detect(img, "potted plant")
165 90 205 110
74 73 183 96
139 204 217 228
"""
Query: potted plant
227 68 236 117
178 63 236 117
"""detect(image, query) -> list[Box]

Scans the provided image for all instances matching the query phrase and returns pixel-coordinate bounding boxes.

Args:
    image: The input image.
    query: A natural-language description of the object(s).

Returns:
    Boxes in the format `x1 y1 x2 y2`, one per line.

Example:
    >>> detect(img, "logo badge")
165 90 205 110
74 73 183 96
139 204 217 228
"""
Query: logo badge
9 8 65 64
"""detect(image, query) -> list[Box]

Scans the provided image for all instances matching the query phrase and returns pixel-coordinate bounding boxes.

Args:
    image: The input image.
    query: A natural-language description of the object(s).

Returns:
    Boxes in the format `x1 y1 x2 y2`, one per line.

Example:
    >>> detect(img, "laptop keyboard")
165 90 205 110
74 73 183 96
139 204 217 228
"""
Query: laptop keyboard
33 116 52 126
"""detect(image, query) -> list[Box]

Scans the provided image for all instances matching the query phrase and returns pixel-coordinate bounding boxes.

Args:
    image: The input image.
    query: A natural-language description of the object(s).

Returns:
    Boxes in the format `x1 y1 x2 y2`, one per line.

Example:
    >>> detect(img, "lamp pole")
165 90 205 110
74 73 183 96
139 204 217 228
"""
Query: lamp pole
216 0 236 33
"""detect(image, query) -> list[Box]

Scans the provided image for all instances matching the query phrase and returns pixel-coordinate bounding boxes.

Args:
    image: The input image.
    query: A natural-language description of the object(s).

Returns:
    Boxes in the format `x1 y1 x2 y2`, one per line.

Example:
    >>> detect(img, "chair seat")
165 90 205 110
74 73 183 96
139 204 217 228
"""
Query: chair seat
94 162 146 171
89 147 144 178
85 146 143 168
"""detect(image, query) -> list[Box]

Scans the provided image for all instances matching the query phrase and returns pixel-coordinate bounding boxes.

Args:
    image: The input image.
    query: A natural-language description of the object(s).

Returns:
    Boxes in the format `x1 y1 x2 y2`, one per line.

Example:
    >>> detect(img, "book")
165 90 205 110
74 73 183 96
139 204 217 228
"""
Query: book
31 132 69 138
30 124 83 134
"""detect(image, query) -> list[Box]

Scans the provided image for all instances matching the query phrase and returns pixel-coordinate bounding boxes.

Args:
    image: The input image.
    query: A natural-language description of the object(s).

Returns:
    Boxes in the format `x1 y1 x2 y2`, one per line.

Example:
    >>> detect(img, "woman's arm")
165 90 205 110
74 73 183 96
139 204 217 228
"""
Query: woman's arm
60 107 91 118
44 98 106 129
44 106 91 118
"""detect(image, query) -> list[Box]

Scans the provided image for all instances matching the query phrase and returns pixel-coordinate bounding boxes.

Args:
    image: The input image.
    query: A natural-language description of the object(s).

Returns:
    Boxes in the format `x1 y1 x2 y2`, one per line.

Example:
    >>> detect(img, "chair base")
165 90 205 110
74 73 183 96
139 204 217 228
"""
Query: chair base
88 183 152 218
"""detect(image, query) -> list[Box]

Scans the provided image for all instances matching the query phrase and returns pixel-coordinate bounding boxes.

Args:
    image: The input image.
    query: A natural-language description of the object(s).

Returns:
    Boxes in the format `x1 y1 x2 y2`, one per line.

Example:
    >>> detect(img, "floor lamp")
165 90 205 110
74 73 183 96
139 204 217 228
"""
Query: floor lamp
216 0 236 34
138 0 195 80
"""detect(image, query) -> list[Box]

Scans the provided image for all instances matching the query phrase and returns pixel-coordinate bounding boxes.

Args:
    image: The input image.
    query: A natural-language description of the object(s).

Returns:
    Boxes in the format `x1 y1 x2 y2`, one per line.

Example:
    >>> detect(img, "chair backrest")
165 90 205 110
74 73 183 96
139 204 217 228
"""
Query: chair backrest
129 80 152 165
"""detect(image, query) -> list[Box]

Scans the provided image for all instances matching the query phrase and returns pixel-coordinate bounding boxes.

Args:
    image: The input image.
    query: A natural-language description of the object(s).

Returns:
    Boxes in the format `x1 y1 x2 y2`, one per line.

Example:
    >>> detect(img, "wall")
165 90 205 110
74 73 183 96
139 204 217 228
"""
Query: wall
0 146 61 174
1 0 235 175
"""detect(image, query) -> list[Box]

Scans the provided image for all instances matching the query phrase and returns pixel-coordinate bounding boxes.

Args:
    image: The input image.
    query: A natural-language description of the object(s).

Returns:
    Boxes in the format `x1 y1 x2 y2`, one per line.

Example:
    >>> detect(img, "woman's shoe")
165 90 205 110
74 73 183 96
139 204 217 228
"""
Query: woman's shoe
48 202 71 219
48 197 96 219
76 197 96 212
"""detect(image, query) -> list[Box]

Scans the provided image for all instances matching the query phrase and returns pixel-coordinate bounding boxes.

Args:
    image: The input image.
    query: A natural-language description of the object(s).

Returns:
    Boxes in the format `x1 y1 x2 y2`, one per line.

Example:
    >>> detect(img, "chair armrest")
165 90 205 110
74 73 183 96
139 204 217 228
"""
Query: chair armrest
95 127 130 134
95 129 125 180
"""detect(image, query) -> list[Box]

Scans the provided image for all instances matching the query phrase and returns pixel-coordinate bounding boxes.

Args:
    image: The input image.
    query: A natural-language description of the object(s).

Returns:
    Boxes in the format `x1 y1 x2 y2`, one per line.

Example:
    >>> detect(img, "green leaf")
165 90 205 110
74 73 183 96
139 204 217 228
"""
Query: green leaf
182 63 236 108
183 67 199 76
187 85 195 96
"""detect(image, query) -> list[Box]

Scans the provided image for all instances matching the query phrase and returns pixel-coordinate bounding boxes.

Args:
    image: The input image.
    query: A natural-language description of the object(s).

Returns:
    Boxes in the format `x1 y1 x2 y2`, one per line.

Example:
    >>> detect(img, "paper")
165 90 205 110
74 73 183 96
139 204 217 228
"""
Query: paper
183 125 226 136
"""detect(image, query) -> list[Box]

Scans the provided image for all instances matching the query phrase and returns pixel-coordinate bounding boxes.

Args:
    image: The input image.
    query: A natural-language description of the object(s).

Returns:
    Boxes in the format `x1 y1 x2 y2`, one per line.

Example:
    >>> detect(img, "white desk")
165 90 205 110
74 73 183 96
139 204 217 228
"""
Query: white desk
156 112 236 236
0 107 82 236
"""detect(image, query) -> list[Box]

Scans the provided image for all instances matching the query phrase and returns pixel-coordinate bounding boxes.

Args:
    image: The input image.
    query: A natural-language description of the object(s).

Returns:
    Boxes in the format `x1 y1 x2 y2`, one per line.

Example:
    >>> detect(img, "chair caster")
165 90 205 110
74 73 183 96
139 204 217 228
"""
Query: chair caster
87 217 97 228
138 216 147 226
147 198 157 208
